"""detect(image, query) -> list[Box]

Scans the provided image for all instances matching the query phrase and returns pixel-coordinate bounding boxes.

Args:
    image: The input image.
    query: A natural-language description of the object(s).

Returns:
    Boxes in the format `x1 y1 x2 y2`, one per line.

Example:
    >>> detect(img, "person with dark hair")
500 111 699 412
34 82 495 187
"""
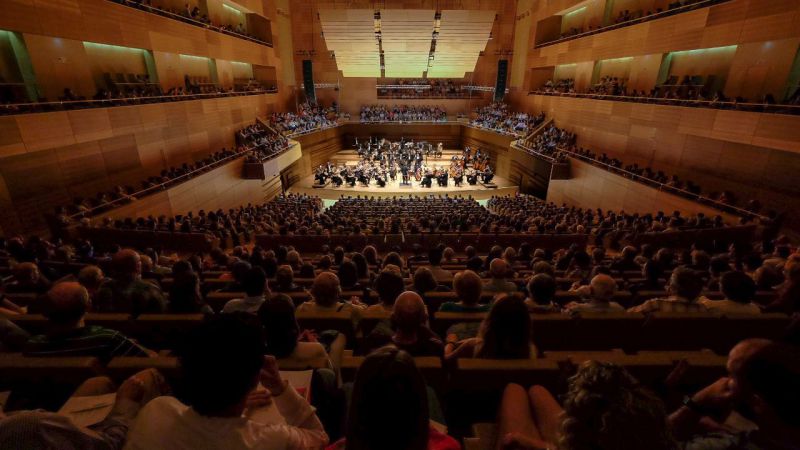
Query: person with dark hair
425 246 454 283
383 251 405 273
168 271 213 314
700 271 760 314
336 260 361 290
259 294 336 370
222 266 268 314
273 265 303 293
219 260 252 292
496 361 676 450
298 262 316 279
412 267 449 296
707 255 732 292
445 293 535 360
95 249 166 315
629 267 708 313
525 273 558 313
123 316 328 449
366 269 406 313
670 339 800 450
327 347 458 450
25 282 151 362
350 253 370 280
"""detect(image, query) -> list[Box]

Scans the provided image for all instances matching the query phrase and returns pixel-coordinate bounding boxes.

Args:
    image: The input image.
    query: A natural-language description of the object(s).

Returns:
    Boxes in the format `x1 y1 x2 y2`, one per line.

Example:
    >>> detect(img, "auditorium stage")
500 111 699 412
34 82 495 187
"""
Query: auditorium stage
289 149 518 201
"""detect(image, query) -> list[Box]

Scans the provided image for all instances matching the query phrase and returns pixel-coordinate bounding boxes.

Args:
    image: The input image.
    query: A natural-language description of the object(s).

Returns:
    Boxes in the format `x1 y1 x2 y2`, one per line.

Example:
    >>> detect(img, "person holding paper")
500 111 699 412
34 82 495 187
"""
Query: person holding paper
123 316 328 450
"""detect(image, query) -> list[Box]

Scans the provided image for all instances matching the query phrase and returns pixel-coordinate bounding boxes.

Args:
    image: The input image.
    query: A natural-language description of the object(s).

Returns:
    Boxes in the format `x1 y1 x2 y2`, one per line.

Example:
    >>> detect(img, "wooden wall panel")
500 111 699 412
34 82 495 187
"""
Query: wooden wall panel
521 94 800 229
1 0 279 68
547 158 741 223
0 93 279 235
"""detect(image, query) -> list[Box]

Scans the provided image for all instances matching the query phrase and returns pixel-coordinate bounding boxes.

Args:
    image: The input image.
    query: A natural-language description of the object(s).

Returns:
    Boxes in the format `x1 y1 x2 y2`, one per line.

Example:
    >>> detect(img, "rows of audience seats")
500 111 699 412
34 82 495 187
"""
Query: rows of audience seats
269 102 343 137
109 0 271 46
470 102 547 137
533 75 800 114
1 189 798 447
377 79 477 99
359 104 448 123
541 0 730 47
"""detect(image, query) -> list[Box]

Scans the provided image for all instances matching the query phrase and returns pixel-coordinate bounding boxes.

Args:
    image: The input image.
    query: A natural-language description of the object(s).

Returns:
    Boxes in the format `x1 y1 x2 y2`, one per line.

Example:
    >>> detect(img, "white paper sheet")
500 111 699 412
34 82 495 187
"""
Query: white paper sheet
58 393 117 427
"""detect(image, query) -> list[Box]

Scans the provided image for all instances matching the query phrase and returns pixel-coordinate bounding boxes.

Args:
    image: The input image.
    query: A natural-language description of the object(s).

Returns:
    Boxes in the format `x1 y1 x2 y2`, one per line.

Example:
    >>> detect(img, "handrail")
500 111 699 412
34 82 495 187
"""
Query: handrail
283 121 344 138
535 0 731 48
1 89 276 115
511 141 561 164
68 141 294 219
523 117 554 143
518 142 769 220
109 0 272 47
528 91 800 115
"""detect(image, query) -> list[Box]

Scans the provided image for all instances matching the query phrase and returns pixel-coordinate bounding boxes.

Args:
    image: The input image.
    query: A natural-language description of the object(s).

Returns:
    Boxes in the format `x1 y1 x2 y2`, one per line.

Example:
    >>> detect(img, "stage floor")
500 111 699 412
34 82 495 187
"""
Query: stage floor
289 149 518 200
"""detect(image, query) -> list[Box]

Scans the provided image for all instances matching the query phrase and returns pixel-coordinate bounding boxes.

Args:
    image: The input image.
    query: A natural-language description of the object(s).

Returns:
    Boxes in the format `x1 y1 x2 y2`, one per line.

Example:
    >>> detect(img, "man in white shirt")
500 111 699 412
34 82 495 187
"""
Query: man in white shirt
564 274 625 314
123 316 328 450
223 267 269 314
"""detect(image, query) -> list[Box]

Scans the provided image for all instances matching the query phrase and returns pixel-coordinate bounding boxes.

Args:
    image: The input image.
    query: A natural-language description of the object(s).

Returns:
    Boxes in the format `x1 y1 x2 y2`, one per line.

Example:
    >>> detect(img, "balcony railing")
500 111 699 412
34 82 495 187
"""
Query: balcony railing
528 90 800 116
1 88 277 116
109 0 272 47
67 141 295 220
513 141 768 220
535 0 732 49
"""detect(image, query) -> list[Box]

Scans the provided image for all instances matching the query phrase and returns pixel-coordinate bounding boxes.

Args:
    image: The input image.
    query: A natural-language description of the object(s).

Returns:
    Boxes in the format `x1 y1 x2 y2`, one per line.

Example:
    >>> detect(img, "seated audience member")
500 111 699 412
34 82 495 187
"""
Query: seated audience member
95 249 167 315
707 255 732 292
753 265 784 291
365 269 406 313
296 272 365 316
123 316 329 449
4 262 51 294
77 265 106 302
273 264 304 293
669 339 800 450
524 273 559 313
439 270 490 312
412 267 450 296
484 259 518 294
764 258 800 313
218 260 251 292
496 360 675 450
168 271 213 314
628 267 708 313
610 246 640 272
629 260 664 293
336 261 361 291
365 292 444 357
445 294 535 360
565 274 625 314
0 369 169 450
425 247 454 283
700 271 760 314
328 347 459 450
25 282 152 362
222 267 269 314
259 294 341 371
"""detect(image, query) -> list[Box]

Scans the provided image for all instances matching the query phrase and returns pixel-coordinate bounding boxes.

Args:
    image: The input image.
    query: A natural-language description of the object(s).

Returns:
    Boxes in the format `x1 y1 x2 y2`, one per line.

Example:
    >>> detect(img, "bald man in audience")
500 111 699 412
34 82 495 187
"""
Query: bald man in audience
564 274 625 313
25 282 152 362
95 249 167 315
365 291 444 356
483 259 518 294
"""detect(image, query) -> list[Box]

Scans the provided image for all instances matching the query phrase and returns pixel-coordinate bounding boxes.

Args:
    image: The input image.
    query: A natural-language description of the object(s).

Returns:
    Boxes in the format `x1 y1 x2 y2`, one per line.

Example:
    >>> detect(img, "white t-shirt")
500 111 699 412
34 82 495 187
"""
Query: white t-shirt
123 387 327 450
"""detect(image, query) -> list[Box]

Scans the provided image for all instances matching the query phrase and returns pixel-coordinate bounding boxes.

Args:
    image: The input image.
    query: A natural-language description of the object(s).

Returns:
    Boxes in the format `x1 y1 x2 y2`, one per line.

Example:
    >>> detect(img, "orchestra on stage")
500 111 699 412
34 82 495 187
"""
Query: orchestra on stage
313 137 494 189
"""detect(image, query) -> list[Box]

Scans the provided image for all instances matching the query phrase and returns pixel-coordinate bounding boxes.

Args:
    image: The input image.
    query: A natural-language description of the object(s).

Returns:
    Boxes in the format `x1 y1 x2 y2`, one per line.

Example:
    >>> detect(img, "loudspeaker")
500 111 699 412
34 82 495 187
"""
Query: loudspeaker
494 59 508 102
302 60 316 103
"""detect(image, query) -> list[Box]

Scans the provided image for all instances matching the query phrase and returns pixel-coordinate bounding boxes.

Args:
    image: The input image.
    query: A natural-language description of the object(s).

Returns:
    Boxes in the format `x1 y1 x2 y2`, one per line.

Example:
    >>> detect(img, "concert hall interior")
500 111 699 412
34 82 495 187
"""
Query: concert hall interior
1 1 800 449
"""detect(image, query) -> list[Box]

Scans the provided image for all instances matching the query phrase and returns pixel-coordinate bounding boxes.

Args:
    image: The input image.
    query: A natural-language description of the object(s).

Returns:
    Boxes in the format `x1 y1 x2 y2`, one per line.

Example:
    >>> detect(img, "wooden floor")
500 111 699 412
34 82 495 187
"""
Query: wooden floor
289 149 519 200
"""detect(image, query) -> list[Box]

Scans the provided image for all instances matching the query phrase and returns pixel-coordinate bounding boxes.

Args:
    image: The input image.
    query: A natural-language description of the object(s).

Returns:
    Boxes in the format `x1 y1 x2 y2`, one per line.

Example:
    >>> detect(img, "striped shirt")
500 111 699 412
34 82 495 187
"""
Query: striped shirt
25 326 149 363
